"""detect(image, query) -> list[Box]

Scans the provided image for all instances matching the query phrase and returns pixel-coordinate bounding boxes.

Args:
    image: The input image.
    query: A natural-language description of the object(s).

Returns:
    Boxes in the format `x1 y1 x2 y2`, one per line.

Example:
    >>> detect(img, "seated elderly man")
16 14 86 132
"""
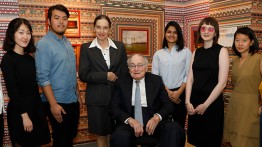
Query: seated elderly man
110 54 185 147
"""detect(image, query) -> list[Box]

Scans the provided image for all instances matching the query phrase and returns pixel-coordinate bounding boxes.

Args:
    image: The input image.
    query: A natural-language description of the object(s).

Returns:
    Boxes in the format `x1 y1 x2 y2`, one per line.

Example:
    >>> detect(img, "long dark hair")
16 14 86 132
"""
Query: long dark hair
232 27 259 57
162 21 185 51
3 18 36 54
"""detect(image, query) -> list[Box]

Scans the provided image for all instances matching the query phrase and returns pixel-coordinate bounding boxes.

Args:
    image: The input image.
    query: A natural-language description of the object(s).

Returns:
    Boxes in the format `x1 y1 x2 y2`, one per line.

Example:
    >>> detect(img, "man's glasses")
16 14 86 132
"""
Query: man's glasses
200 26 215 33
128 64 146 69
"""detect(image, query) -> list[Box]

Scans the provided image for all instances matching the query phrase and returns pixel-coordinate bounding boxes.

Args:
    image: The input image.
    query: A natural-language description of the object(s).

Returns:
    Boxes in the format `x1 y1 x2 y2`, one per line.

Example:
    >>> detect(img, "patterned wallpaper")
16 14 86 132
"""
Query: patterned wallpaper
209 0 262 109
164 0 210 50
0 0 261 146
101 0 165 63
0 1 19 146
19 0 102 44
251 0 262 50
0 0 19 61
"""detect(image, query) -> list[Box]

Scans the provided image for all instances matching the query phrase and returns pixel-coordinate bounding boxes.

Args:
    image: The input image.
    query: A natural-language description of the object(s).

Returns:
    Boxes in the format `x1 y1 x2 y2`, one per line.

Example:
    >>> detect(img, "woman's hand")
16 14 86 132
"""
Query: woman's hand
21 113 33 132
195 103 208 115
171 91 182 104
186 103 195 115
167 89 181 104
107 72 118 82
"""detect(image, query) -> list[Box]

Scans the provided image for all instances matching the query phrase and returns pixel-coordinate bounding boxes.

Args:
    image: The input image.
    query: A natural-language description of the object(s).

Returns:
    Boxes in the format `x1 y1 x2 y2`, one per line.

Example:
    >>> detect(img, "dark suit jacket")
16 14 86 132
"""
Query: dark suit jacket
79 40 128 105
111 72 174 125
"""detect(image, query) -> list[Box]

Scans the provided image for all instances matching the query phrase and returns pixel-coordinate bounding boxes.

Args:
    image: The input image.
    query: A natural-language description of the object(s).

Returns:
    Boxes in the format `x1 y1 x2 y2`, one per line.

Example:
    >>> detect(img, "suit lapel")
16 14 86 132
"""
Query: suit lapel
90 46 108 70
145 73 153 107
126 77 133 112
109 46 118 70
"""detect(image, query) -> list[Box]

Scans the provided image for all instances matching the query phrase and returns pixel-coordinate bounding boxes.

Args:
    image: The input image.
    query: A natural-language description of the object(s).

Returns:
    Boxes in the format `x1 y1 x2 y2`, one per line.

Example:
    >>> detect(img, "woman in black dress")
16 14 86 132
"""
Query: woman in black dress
1 18 50 147
185 17 229 146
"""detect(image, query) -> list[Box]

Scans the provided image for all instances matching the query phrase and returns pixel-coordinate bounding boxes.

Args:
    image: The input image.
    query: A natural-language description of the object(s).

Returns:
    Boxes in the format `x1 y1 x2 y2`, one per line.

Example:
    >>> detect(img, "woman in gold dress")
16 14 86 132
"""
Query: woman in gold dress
223 27 262 147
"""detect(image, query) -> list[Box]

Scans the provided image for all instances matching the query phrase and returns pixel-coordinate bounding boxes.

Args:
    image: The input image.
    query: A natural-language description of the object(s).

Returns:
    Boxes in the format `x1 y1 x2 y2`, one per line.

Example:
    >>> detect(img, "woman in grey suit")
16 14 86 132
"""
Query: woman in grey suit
79 15 128 147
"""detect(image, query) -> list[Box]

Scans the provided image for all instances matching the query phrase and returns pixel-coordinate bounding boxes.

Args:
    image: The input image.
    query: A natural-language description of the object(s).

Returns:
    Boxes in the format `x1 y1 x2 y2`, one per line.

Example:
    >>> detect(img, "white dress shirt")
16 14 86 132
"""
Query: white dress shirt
89 37 118 69
132 78 147 107
152 46 192 89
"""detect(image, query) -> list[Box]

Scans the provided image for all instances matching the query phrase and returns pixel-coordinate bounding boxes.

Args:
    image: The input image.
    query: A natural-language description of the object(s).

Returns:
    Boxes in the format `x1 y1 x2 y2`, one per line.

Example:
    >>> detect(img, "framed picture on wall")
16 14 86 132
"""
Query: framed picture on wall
45 10 81 37
102 6 164 58
119 27 149 55
190 25 199 51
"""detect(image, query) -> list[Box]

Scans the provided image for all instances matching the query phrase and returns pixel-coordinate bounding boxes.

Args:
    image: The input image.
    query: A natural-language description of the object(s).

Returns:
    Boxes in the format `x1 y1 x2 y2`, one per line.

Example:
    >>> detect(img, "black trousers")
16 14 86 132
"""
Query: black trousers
110 121 185 147
44 102 79 147
170 88 187 129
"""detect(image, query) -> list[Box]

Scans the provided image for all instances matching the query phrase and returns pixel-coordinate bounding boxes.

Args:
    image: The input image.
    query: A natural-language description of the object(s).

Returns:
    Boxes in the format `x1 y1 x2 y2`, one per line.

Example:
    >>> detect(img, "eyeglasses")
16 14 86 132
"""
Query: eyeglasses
128 64 146 69
200 26 215 33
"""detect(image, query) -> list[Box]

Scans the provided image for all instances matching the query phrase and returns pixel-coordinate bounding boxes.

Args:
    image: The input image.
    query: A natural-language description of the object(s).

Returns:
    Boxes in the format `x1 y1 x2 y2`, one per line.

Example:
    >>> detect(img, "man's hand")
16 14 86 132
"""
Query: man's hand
50 103 66 123
128 118 144 137
21 113 33 132
146 114 160 135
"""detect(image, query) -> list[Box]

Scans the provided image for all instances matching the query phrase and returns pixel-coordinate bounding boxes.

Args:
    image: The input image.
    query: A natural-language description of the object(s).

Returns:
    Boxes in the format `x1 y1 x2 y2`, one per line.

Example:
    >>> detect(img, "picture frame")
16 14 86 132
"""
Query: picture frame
101 6 164 58
190 25 199 51
119 26 149 55
45 10 81 37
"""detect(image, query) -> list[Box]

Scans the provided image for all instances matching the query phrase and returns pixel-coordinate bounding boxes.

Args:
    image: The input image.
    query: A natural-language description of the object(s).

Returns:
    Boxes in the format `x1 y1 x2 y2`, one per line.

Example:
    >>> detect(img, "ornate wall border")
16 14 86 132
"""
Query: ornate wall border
101 4 164 65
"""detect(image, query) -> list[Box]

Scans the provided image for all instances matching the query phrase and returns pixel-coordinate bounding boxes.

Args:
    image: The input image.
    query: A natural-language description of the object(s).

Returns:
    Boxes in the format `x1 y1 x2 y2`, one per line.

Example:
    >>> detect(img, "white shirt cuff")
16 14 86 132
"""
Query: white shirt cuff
155 113 162 121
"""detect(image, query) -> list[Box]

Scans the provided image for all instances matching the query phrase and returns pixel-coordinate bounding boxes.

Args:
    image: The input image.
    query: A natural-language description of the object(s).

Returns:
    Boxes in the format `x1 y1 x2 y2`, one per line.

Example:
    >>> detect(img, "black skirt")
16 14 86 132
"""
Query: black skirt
87 105 115 136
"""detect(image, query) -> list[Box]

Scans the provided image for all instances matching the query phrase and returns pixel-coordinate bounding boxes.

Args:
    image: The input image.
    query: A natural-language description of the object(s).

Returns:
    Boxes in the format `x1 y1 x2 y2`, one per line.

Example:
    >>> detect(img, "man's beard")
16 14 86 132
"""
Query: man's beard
56 31 65 36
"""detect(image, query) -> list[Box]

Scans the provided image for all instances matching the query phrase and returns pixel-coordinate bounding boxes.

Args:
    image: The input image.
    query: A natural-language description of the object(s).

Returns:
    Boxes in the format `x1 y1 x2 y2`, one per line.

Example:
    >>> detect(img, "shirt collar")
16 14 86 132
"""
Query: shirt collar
89 37 118 49
164 45 178 52
133 77 145 83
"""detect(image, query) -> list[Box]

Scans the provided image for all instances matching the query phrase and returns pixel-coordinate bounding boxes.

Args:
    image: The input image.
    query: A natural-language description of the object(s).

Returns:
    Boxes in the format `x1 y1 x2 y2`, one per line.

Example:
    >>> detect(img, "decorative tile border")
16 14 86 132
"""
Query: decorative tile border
101 0 164 11
19 0 101 9
165 1 209 49
101 5 164 61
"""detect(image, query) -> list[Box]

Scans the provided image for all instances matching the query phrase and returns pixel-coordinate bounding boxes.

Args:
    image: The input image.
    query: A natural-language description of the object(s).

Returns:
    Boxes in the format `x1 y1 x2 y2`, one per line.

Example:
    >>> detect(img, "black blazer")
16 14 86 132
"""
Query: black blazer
111 72 174 124
79 40 128 105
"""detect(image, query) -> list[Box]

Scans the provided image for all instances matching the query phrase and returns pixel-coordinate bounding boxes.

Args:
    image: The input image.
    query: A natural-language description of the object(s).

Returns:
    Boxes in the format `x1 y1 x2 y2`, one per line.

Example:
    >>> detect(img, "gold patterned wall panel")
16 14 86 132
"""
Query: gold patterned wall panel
101 1 165 67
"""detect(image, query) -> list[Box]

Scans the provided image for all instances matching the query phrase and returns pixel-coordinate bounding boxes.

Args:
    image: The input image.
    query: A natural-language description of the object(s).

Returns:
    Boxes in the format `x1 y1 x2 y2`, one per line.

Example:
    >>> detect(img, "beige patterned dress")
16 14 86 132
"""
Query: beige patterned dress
224 53 262 147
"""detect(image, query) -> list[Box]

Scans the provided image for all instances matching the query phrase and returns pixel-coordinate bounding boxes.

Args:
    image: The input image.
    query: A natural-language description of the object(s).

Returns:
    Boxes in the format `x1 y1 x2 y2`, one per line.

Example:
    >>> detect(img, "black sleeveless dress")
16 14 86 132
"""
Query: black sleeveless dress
187 44 224 147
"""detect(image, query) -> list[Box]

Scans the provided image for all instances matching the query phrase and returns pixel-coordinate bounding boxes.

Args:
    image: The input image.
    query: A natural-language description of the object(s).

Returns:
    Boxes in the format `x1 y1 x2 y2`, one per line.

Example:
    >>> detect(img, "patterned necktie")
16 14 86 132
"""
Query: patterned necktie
135 80 143 125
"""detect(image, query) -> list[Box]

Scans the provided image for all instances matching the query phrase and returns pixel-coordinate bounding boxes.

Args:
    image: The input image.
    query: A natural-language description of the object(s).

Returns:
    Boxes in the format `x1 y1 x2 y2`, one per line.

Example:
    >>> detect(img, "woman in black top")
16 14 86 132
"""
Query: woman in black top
1 18 50 147
185 17 229 147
